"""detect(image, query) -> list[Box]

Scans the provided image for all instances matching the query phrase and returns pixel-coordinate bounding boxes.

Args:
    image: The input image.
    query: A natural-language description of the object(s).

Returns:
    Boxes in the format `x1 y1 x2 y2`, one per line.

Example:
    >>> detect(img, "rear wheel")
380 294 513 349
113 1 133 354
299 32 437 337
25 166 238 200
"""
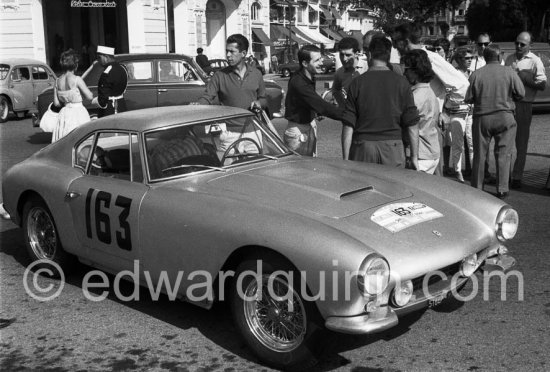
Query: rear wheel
0 96 10 123
22 196 74 274
230 254 321 370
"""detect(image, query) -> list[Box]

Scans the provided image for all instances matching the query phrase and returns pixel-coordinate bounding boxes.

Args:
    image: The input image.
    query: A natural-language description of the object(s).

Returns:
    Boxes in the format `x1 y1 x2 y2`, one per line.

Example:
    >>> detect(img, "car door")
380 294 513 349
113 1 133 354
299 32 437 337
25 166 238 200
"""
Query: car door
155 59 205 107
9 66 33 111
119 60 158 111
66 131 148 272
31 65 55 110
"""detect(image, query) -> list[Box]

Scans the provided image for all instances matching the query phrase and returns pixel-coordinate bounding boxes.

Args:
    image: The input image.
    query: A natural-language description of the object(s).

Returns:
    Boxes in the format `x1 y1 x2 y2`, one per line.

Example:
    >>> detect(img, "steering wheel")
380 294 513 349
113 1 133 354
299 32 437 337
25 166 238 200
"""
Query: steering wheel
221 137 261 165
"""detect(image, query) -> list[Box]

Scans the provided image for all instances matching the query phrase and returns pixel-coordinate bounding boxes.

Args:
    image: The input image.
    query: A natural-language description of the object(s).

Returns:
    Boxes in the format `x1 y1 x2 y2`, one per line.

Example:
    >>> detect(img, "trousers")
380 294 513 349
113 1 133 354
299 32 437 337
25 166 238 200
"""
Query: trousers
511 101 533 181
471 112 517 193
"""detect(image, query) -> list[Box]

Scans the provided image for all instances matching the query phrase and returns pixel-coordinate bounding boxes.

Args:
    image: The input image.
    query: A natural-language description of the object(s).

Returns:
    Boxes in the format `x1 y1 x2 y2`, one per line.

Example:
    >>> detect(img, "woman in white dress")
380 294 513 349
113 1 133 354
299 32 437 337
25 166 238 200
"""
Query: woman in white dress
52 49 93 142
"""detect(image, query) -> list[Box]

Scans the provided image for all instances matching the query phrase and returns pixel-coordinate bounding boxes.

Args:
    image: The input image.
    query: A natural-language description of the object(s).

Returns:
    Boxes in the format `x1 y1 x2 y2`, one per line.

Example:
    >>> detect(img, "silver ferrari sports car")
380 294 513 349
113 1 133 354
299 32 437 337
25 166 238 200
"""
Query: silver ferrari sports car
2 106 518 370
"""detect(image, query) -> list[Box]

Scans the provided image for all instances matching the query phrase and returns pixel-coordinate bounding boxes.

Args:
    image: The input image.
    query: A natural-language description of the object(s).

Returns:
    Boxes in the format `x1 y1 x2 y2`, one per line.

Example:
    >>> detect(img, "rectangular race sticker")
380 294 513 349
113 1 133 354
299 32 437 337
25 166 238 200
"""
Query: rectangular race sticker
371 202 443 233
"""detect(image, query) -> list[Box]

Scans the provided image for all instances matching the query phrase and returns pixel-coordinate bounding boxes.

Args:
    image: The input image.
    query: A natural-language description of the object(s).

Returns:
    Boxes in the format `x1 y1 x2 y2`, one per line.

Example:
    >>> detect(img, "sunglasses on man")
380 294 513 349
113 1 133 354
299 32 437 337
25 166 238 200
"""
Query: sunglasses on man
434 47 443 51
515 42 527 47
477 42 490 47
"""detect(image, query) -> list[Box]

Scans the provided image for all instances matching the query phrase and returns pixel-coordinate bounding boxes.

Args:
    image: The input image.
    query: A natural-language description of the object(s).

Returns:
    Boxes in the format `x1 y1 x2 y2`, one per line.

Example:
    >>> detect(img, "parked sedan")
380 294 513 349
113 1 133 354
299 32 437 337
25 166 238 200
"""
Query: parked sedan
34 53 284 126
499 42 550 111
0 58 56 123
3 105 518 370
278 53 336 77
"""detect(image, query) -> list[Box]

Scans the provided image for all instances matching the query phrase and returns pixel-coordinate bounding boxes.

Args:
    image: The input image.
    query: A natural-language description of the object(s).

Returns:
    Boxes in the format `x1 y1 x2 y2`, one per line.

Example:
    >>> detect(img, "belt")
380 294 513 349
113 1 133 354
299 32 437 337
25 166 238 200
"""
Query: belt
108 95 124 101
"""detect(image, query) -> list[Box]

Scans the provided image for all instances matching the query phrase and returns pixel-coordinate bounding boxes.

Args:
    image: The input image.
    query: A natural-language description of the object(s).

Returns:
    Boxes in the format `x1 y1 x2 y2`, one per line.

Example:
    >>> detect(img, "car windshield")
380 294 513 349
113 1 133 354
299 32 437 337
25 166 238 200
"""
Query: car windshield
0 64 9 80
145 114 292 181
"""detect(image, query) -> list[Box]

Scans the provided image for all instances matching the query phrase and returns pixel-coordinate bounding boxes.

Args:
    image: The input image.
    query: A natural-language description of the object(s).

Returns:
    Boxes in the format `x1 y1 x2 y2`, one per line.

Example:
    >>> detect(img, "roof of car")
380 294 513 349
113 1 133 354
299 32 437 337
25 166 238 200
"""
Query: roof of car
114 53 193 61
0 57 50 66
79 105 253 133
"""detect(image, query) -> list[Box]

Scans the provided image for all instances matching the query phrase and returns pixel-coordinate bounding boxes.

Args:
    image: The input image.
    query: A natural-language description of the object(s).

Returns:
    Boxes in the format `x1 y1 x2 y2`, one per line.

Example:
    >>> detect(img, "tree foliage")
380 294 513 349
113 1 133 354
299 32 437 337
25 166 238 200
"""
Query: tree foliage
466 0 550 41
362 0 443 32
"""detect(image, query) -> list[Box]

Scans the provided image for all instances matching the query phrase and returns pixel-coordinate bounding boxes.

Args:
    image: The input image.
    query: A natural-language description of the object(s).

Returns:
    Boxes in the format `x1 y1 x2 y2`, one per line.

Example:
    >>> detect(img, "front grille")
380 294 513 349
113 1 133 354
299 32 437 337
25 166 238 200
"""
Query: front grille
411 262 461 291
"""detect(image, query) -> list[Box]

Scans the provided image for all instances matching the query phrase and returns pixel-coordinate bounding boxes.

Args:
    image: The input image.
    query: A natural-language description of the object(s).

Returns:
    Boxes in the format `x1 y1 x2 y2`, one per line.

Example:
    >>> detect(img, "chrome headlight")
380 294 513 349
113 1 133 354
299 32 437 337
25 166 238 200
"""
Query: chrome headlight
357 255 390 296
392 280 413 307
495 207 519 241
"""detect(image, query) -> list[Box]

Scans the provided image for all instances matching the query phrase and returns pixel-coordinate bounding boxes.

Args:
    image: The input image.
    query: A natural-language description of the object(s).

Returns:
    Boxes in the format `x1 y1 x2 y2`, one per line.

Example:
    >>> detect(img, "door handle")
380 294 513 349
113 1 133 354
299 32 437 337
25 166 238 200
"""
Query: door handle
65 191 80 200
158 89 167 93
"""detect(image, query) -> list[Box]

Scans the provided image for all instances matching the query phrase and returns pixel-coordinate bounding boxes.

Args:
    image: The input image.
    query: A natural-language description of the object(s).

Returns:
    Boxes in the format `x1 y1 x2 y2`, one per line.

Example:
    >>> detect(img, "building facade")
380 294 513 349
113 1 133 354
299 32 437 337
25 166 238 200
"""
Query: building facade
0 0 377 71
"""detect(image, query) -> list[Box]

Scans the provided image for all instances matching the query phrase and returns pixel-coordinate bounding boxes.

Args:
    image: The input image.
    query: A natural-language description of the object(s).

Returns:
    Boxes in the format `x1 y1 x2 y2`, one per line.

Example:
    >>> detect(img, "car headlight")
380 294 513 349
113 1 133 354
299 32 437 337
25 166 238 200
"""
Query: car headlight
357 255 390 296
392 280 413 307
495 207 519 241
460 253 479 277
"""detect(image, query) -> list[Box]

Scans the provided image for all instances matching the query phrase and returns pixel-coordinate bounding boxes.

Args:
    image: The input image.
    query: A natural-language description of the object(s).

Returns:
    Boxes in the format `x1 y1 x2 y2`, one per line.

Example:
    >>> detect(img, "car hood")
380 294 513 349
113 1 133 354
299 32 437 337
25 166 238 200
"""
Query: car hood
207 159 412 218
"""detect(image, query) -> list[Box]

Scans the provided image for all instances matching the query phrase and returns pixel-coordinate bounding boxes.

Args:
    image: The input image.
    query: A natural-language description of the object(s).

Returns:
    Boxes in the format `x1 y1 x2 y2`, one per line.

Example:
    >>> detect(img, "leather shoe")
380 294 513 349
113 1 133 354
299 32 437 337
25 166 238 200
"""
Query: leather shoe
510 179 522 189
495 191 509 199
456 172 465 183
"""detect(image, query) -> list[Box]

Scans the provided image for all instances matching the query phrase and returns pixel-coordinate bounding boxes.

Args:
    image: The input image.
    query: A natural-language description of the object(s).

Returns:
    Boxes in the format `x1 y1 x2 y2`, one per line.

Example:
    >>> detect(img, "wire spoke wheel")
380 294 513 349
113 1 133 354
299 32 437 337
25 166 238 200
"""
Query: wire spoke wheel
26 206 57 260
243 274 307 352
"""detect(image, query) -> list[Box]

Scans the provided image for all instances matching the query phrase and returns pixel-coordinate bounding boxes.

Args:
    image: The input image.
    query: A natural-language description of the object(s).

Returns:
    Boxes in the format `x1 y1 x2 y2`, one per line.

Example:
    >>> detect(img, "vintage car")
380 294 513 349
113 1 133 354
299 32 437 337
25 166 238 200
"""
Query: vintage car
499 42 550 111
278 53 336 77
2 106 518 370
0 58 56 123
33 53 284 127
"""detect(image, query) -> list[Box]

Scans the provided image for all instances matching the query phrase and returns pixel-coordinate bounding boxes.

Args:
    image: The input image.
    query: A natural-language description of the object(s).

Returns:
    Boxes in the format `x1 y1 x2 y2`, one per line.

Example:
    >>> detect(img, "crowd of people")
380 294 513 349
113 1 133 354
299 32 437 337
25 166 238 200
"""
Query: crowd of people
189 28 548 198
274 24 547 198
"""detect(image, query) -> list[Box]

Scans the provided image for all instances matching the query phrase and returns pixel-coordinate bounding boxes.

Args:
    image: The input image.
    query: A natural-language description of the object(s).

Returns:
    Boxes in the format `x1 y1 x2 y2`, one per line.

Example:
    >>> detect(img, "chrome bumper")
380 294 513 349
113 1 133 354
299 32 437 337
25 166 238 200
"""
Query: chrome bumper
324 306 398 335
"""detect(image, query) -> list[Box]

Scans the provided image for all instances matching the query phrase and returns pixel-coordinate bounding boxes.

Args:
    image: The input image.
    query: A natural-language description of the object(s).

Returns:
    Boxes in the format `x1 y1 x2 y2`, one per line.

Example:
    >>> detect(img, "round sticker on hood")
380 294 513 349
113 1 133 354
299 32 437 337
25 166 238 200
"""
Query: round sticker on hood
371 202 443 233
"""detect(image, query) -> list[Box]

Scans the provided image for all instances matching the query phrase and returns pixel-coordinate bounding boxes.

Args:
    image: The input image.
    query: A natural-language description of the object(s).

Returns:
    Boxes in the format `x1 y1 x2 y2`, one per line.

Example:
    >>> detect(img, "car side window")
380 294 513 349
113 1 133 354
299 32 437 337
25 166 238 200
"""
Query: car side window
0 64 9 80
122 61 153 83
74 134 96 171
10 67 30 81
89 132 132 181
158 60 198 82
32 66 49 80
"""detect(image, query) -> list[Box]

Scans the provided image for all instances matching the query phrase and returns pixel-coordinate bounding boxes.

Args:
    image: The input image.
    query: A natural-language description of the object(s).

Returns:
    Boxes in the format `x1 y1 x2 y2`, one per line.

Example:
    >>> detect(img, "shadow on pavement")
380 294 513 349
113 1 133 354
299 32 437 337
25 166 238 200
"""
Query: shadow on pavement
27 131 52 144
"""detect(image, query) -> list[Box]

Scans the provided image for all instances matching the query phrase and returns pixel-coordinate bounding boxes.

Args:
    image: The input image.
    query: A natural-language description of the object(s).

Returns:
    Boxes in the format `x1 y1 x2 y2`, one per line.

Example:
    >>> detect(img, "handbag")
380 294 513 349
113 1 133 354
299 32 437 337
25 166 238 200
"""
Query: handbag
39 103 59 133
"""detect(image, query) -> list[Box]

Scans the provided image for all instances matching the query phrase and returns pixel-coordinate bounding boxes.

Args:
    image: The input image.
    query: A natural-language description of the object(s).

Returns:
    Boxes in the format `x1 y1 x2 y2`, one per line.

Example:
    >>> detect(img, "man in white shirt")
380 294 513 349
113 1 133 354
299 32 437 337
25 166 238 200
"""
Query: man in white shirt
505 31 547 189
393 22 469 176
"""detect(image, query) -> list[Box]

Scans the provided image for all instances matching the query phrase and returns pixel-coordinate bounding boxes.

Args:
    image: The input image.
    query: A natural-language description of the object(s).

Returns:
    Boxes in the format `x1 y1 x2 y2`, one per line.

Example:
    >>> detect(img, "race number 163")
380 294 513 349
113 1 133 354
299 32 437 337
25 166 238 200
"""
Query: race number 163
85 188 132 251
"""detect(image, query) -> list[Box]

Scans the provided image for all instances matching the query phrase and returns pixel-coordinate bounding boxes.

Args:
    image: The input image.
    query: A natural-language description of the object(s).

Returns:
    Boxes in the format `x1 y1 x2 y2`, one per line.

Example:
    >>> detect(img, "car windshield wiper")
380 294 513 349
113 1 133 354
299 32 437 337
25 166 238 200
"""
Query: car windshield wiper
162 164 227 173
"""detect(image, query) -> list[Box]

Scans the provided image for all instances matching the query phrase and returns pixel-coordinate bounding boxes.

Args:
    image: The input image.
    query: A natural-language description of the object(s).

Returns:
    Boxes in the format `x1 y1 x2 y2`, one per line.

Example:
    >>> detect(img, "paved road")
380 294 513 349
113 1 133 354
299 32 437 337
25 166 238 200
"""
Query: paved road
1 113 549 371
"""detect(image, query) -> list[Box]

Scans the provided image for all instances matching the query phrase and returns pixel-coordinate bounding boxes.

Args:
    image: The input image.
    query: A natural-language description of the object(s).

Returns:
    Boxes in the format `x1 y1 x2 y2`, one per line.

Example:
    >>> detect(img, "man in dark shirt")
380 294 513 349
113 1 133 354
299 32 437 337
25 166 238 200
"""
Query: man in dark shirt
342 37 419 168
197 34 278 152
198 34 266 111
465 44 525 198
284 44 343 156
332 37 368 108
195 48 210 71
92 45 128 118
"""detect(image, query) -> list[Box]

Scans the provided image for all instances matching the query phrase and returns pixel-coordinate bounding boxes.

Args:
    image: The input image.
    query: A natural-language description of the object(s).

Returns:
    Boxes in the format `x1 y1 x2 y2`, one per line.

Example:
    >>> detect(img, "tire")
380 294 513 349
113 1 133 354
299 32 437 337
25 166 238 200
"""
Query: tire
22 196 74 274
230 254 321 370
281 68 291 78
0 96 9 123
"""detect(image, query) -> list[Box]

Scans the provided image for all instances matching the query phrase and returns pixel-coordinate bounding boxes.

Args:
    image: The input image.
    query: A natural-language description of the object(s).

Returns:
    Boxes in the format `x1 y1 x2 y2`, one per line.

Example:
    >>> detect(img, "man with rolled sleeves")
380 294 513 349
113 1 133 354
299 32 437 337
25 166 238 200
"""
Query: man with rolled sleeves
92 45 128 118
505 31 547 189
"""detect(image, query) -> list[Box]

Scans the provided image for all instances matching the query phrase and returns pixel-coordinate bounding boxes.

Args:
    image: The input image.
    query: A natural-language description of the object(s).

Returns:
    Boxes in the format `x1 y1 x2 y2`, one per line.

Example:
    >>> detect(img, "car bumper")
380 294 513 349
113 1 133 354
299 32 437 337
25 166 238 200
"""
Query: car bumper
324 252 516 335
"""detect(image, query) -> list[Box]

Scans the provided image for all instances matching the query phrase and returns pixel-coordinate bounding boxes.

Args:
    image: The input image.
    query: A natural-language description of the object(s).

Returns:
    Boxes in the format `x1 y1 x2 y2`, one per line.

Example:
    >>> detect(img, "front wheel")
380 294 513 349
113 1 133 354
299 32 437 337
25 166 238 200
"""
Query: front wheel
0 96 10 123
22 196 74 274
230 255 321 370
